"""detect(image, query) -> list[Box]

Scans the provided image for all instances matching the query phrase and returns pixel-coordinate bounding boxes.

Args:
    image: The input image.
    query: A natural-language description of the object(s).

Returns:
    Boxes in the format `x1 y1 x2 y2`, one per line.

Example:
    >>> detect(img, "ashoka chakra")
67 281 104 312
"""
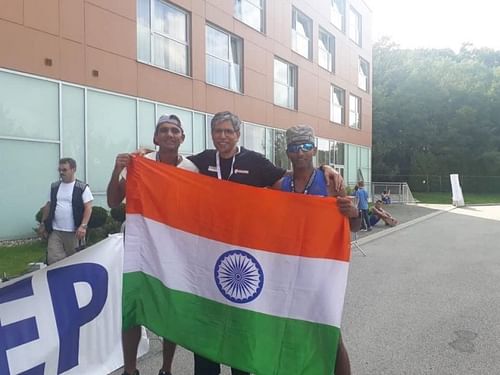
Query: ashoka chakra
214 249 264 304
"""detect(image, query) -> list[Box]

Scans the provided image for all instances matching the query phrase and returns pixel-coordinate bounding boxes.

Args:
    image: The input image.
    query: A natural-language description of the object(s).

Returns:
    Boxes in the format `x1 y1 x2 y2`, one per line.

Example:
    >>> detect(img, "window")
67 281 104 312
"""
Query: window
138 100 156 150
330 0 345 31
319 27 335 72
234 0 265 32
206 24 243 93
349 94 361 129
273 129 289 169
87 91 137 192
244 123 266 154
137 0 190 75
292 7 312 59
349 7 362 46
330 85 345 124
206 114 215 149
358 57 369 92
330 140 345 167
193 113 206 154
0 71 59 140
0 140 59 239
274 57 297 109
317 138 330 166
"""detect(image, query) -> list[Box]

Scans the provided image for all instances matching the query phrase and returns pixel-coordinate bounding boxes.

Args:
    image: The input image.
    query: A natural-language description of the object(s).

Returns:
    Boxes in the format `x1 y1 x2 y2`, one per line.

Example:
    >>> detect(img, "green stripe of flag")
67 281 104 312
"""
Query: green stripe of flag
123 272 339 375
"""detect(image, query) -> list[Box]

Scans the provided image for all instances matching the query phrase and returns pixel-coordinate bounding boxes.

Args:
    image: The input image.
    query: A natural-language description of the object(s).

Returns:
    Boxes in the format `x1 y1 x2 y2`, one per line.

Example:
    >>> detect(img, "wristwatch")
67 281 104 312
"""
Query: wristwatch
80 223 88 229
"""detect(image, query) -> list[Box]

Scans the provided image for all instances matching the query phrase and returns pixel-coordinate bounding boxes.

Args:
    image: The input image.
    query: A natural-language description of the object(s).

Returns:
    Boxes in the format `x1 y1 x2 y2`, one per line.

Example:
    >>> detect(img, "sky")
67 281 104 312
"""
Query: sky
369 0 500 51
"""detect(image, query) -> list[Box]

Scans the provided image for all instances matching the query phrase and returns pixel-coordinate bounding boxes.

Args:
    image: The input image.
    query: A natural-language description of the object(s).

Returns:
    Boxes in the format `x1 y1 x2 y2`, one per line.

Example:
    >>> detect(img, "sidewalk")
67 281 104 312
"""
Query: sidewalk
344 204 500 374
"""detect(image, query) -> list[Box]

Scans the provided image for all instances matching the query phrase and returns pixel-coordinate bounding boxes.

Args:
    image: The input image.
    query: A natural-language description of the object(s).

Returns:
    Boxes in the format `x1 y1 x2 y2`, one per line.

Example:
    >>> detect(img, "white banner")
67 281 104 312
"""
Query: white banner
0 234 140 375
450 174 465 207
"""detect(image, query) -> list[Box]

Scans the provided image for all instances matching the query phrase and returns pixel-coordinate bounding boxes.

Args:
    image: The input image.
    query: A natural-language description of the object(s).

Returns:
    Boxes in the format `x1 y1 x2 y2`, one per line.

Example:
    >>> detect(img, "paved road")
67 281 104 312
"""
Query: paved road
113 205 500 375
344 205 500 375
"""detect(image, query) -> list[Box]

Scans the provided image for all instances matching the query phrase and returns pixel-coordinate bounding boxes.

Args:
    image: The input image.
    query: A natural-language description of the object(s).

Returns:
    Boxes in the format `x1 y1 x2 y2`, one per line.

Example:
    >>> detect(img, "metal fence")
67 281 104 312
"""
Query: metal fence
372 175 500 194
371 182 417 204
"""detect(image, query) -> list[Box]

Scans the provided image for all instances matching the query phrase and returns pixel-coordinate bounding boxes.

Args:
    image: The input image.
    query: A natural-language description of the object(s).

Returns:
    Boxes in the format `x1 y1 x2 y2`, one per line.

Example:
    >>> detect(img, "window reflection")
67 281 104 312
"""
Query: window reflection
330 0 345 31
137 0 190 75
292 8 312 59
206 25 243 92
319 27 335 72
234 0 265 32
274 58 297 109
330 85 345 124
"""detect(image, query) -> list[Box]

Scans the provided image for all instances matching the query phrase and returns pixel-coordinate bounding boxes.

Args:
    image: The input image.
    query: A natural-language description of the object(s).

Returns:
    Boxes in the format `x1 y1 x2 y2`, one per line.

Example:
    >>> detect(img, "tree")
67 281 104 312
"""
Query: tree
372 39 500 191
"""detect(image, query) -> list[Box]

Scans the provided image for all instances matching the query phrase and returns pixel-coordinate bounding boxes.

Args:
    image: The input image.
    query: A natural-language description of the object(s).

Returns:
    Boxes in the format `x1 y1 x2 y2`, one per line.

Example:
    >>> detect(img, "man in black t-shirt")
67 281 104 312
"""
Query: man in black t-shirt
188 111 280 375
189 112 285 188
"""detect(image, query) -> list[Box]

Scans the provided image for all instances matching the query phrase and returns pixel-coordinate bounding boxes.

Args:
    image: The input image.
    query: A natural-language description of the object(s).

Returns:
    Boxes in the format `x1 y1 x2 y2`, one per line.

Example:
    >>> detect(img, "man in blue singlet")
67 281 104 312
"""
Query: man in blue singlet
281 125 360 222
281 124 360 375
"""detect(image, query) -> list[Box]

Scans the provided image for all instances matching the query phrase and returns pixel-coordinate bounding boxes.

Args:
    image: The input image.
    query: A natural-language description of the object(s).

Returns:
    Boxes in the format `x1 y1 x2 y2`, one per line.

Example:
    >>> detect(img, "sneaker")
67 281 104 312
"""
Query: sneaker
360 228 367 232
367 227 372 231
158 371 172 375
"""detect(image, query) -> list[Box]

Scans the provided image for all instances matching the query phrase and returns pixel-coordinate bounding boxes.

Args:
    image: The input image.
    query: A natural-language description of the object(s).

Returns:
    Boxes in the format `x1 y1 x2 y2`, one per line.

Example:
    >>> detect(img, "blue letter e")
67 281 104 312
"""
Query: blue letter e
47 263 108 374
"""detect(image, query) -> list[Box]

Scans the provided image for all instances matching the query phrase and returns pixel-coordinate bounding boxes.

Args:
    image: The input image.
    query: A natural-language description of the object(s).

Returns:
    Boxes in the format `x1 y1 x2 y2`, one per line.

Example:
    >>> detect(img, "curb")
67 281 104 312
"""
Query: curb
353 205 456 247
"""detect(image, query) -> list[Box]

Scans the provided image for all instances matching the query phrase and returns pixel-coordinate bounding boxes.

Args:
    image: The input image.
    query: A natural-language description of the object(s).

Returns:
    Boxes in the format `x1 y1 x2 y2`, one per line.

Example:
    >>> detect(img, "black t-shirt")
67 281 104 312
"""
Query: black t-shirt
188 147 286 187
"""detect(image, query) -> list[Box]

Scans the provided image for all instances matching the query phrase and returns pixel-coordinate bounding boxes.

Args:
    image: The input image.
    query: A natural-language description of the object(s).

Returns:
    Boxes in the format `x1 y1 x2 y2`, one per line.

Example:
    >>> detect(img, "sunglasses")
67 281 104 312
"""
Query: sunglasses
286 143 315 153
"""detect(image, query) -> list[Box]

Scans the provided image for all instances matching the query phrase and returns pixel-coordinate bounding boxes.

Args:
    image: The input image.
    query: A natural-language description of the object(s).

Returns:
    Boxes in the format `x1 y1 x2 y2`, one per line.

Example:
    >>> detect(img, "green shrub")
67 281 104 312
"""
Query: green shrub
33 205 120 246
35 207 44 223
88 206 108 229
110 203 126 223
87 207 124 245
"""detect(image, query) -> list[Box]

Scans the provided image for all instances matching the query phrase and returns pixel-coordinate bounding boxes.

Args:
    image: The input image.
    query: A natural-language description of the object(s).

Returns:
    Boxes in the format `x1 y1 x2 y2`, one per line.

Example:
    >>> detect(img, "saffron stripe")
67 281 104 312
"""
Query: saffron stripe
126 156 351 262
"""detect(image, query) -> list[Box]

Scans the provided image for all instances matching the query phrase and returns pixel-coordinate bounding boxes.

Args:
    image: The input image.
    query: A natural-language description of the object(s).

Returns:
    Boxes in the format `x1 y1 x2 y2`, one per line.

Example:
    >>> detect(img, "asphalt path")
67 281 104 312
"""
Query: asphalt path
112 205 500 375
344 205 500 375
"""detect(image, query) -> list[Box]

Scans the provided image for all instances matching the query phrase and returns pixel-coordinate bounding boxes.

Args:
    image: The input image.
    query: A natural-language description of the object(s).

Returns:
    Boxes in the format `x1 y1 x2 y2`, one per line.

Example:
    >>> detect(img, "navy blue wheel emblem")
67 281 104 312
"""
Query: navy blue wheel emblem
214 250 264 304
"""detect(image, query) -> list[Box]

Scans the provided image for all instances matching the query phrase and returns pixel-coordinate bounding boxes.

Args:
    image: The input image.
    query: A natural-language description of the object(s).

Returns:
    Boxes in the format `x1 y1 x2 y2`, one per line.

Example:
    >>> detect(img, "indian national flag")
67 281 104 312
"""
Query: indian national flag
123 156 351 374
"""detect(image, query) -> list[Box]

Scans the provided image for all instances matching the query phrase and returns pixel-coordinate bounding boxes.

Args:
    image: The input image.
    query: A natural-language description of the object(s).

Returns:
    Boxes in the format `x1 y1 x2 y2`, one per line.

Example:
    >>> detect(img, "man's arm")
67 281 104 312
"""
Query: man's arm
107 153 130 208
374 206 390 219
76 201 92 240
349 215 362 232
322 165 346 196
336 196 361 232
381 208 394 220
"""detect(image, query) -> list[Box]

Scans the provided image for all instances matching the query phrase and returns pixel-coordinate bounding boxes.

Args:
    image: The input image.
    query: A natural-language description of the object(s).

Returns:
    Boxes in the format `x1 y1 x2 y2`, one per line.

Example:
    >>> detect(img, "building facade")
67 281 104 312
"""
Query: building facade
0 0 372 239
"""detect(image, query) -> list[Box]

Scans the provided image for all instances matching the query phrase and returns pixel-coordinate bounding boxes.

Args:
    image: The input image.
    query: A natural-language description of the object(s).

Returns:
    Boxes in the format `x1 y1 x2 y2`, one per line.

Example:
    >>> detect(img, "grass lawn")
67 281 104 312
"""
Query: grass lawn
0 241 46 279
413 192 500 204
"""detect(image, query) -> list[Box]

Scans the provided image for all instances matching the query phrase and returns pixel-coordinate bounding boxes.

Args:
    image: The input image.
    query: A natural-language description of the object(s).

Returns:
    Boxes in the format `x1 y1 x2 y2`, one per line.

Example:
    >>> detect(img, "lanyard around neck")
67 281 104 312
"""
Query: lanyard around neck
291 169 317 194
215 150 237 180
156 152 181 165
